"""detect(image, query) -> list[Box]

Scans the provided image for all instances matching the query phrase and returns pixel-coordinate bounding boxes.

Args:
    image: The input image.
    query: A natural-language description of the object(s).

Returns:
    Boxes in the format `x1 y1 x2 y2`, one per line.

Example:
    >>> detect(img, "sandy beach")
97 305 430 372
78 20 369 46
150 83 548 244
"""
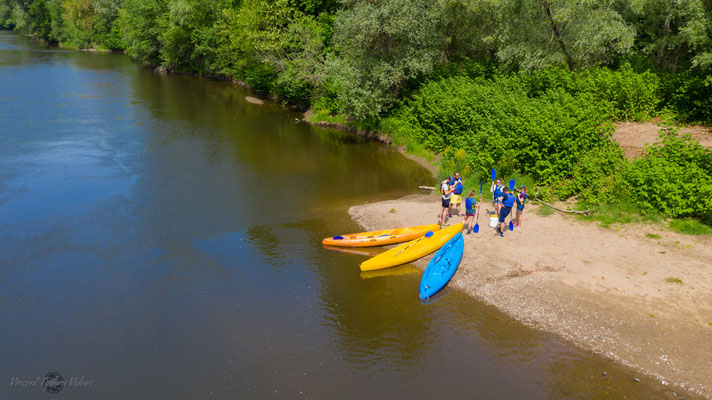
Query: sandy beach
350 194 712 399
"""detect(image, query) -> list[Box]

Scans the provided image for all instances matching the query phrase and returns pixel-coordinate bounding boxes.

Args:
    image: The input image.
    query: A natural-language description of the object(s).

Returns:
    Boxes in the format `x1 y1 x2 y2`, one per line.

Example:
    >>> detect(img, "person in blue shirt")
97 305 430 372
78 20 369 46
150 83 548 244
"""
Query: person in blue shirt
497 187 515 237
463 190 480 234
490 178 504 216
515 185 528 228
449 172 464 217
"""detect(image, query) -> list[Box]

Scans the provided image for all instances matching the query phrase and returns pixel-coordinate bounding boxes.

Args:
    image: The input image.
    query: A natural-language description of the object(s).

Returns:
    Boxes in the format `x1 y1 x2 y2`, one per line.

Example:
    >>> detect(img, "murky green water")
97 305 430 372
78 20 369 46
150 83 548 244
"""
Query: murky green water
0 32 684 399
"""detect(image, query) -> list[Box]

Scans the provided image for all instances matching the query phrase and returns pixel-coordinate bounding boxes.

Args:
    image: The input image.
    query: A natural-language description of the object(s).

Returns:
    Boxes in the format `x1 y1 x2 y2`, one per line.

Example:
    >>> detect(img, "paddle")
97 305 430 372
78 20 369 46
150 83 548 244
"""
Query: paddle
473 181 483 233
490 168 496 210
508 179 515 231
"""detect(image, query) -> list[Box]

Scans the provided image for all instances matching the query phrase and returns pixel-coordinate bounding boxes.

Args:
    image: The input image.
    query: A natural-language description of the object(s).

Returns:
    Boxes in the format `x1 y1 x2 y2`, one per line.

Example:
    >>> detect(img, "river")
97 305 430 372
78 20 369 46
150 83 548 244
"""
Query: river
0 32 678 399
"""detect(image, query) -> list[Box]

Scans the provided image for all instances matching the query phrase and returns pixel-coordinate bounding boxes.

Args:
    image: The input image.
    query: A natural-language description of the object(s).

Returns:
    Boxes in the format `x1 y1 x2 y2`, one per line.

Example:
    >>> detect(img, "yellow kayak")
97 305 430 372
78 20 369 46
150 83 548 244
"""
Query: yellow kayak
360 223 463 271
322 224 441 247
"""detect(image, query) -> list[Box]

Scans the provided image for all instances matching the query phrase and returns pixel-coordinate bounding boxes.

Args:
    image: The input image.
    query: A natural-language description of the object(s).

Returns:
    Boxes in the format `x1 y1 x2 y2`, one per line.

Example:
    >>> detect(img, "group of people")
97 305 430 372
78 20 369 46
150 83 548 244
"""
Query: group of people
490 177 528 237
439 173 528 237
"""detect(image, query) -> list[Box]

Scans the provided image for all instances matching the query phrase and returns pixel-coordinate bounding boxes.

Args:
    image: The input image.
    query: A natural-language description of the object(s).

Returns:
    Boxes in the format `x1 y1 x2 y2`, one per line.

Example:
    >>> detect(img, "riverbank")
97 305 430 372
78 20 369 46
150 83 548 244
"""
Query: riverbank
350 195 712 399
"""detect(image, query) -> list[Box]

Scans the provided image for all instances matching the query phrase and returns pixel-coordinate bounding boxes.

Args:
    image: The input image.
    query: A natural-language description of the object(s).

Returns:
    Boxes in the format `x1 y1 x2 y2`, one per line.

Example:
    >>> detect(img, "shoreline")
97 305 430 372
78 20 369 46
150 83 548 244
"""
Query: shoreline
350 194 712 399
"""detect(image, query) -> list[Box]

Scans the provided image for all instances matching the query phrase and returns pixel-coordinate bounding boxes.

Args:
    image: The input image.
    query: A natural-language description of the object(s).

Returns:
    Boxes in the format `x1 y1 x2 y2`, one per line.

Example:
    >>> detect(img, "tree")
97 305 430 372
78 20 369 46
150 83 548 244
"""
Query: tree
620 0 712 72
215 0 328 102
158 0 226 72
496 0 635 71
118 0 167 64
328 0 449 119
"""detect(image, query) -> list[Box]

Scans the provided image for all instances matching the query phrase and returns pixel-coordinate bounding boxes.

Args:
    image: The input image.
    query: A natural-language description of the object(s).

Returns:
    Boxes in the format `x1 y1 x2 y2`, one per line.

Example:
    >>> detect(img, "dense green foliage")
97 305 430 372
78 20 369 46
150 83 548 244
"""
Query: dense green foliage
3 0 710 120
385 66 712 222
626 128 712 223
2 0 711 224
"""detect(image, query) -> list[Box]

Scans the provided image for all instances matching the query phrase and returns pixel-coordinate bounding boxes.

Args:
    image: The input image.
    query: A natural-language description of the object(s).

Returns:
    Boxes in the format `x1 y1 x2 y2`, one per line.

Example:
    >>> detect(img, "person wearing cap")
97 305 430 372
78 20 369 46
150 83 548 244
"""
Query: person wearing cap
498 187 515 237
515 185 528 227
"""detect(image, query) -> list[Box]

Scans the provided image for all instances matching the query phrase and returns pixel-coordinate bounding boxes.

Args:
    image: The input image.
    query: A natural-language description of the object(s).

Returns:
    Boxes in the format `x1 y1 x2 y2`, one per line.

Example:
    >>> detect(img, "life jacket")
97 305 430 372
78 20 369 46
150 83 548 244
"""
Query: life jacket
494 184 504 198
516 193 527 205
454 181 463 194
502 193 515 208
465 197 475 211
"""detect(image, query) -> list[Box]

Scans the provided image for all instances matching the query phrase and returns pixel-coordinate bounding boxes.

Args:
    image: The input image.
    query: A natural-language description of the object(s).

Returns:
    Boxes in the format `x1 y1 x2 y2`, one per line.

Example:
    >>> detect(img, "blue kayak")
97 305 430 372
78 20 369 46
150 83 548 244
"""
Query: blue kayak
419 232 464 301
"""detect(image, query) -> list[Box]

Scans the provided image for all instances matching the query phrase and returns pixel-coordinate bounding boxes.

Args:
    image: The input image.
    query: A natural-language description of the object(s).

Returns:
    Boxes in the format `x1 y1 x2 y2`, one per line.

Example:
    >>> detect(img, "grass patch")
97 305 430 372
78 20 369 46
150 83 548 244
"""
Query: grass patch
665 277 683 284
580 200 661 228
309 109 349 125
669 219 712 235
536 206 555 217
645 233 662 239
389 208 396 213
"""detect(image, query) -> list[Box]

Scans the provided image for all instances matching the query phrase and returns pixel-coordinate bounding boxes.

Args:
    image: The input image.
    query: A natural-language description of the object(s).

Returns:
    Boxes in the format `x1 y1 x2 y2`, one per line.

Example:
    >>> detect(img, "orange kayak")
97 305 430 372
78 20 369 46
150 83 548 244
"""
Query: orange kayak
322 224 441 247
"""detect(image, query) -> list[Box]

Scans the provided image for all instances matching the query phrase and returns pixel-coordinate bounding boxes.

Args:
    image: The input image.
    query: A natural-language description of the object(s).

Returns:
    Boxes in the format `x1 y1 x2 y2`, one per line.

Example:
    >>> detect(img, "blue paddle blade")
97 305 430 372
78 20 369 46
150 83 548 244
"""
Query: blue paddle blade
509 221 514 231
509 179 515 191
473 223 479 233
424 231 434 238
490 169 496 181
332 235 345 240
479 181 483 193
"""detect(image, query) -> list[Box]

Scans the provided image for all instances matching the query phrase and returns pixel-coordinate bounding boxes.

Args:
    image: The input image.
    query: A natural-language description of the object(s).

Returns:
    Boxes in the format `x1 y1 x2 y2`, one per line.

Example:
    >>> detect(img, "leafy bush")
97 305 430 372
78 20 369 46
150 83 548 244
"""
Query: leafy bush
574 64 660 121
388 75 612 185
555 142 627 204
659 70 712 124
625 127 712 221
519 64 661 121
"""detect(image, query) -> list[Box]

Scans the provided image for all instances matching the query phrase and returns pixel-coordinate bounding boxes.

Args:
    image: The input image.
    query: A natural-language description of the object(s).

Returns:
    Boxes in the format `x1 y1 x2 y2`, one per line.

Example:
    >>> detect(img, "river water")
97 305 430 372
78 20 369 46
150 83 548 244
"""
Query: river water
0 32 678 399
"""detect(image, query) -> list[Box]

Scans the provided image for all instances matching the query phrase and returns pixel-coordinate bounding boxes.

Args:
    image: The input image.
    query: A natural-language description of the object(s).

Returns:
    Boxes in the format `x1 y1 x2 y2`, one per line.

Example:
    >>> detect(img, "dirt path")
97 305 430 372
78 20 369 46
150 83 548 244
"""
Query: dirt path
613 122 711 158
350 194 712 399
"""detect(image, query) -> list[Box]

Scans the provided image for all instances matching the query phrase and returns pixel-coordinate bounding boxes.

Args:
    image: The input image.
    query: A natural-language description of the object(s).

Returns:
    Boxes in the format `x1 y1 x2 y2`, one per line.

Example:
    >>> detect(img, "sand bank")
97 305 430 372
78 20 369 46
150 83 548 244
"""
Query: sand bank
350 194 712 399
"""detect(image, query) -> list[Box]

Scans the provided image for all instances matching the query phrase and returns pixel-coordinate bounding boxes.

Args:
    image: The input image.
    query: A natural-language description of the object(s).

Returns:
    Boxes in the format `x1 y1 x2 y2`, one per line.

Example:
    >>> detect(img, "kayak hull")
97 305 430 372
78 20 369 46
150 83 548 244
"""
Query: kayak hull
322 224 441 247
419 232 464 301
360 223 463 271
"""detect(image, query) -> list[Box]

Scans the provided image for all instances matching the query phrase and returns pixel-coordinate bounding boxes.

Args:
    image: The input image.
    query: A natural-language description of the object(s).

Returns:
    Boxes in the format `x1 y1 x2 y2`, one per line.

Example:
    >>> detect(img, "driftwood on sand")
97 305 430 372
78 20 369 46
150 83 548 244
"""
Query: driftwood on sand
418 186 436 191
536 199 592 216
245 96 265 105
513 188 592 216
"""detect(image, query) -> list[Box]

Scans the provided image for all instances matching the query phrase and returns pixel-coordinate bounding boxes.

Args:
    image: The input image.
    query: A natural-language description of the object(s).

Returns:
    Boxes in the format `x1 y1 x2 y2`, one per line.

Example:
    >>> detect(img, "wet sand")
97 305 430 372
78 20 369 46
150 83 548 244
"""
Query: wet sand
351 194 712 399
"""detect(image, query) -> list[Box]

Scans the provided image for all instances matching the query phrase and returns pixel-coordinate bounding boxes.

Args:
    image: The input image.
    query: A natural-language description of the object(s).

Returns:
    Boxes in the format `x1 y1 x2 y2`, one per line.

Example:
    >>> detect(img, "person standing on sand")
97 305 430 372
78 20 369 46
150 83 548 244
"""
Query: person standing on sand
497 187 515 237
464 190 480 234
515 185 528 227
439 178 451 225
449 172 464 217
491 178 504 216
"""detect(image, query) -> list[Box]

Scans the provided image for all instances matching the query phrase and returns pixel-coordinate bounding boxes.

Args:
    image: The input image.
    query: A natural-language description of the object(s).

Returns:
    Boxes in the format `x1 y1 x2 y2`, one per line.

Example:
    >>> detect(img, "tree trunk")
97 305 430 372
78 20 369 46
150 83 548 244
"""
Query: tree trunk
657 11 672 71
540 0 575 71
671 43 687 74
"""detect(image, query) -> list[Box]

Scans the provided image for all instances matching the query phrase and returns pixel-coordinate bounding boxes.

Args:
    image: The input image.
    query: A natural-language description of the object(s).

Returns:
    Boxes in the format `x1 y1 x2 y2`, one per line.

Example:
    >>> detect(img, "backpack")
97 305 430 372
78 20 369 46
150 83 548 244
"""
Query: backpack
439 182 448 195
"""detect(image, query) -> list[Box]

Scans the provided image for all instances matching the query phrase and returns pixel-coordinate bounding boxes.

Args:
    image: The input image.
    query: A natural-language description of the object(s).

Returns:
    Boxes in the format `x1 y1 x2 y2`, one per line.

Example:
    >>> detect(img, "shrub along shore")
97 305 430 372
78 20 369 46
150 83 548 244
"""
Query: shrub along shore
2 0 711 228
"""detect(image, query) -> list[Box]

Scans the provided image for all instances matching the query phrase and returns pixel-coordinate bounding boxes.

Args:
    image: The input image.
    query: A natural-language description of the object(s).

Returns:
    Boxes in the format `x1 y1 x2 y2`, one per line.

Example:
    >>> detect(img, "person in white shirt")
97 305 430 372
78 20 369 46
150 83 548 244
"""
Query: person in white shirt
439 178 451 225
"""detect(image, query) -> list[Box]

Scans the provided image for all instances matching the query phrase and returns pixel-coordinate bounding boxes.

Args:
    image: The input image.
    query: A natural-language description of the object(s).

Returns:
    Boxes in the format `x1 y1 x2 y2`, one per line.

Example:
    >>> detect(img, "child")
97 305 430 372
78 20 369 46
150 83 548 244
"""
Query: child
498 187 515 237
439 178 451 225
490 178 504 216
463 190 480 234
515 185 528 227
